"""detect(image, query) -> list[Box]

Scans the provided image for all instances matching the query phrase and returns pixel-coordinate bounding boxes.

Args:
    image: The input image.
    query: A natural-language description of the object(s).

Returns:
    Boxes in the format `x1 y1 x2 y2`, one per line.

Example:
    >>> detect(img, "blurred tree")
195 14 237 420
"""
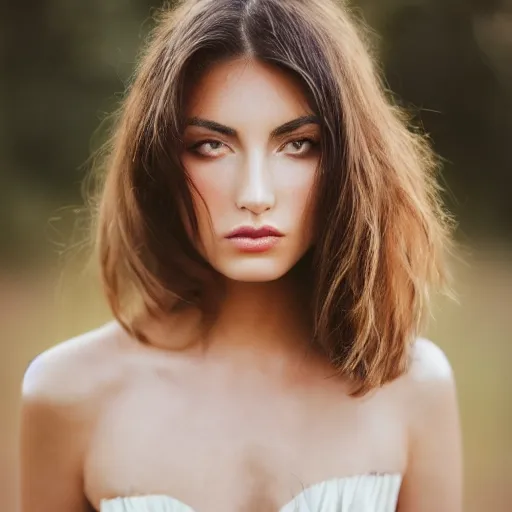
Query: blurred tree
1 0 161 266
378 0 512 234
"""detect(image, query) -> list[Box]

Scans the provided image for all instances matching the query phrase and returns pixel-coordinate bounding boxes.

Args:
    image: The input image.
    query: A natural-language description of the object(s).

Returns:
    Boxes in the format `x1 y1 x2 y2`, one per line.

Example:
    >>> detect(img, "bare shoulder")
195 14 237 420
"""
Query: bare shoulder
399 337 459 428
407 337 455 384
21 321 126 410
394 345 462 511
19 322 132 511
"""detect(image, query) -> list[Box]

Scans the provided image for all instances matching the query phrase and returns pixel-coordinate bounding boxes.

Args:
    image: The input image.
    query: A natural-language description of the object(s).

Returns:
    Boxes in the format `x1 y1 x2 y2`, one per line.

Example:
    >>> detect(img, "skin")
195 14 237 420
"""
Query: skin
19 58 462 512
181 58 318 283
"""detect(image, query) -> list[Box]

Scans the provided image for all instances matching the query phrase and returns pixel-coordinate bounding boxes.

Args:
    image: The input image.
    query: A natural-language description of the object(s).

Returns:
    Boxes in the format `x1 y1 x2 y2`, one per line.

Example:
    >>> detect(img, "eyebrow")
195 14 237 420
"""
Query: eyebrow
186 114 320 139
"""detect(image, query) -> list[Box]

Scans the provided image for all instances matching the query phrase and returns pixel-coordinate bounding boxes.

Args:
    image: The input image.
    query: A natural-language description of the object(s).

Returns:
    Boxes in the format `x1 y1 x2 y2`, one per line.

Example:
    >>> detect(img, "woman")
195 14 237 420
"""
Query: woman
19 0 462 511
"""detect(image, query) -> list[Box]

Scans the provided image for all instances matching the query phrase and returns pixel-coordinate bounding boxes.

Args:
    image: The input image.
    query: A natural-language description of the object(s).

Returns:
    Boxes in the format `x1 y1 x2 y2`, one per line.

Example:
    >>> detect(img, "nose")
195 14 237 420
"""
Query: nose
235 151 275 215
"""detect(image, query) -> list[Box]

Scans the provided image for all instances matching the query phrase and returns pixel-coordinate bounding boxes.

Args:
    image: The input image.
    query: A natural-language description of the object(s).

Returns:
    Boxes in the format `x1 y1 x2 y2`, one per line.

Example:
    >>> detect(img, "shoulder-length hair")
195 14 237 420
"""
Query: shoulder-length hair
93 0 453 395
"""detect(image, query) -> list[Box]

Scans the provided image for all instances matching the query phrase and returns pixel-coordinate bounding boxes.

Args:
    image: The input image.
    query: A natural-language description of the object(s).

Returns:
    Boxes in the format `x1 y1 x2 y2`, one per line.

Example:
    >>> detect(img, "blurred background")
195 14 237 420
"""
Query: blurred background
1 0 511 510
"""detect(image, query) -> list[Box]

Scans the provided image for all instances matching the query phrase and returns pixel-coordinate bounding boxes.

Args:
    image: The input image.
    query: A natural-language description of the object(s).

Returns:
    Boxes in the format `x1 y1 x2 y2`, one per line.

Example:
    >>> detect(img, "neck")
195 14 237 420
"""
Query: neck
204 272 313 356
134 270 315 360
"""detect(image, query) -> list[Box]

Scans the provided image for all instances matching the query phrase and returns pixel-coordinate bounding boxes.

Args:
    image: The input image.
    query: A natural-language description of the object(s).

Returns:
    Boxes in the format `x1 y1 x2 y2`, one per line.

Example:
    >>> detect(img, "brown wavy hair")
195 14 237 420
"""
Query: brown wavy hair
92 0 453 395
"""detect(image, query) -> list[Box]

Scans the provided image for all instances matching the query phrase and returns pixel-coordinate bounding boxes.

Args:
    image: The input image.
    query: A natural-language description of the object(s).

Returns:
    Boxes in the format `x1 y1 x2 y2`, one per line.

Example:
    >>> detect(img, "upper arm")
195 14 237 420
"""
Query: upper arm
397 339 463 512
19 348 91 512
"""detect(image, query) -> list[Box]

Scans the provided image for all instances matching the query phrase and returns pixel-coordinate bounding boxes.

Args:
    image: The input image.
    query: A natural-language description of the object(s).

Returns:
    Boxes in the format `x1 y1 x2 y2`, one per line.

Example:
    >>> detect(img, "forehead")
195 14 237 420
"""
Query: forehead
184 57 313 125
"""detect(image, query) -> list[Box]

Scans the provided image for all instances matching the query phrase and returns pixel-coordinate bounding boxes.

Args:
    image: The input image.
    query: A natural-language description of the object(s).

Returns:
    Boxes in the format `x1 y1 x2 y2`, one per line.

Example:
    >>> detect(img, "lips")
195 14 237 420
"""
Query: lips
226 226 284 239
225 226 284 253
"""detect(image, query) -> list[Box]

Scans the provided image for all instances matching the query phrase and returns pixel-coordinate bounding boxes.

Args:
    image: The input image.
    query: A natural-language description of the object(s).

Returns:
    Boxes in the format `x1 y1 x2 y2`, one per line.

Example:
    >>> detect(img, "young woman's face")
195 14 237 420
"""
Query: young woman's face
181 58 320 282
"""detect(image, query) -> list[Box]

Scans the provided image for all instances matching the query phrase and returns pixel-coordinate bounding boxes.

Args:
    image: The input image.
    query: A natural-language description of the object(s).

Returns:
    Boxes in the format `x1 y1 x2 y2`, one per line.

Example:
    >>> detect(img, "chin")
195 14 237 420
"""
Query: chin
214 258 293 283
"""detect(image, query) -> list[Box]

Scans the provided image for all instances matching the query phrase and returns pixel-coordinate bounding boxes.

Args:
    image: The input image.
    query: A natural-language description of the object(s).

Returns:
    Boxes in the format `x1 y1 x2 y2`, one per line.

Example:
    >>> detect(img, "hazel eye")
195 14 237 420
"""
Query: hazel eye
188 140 227 157
282 138 319 156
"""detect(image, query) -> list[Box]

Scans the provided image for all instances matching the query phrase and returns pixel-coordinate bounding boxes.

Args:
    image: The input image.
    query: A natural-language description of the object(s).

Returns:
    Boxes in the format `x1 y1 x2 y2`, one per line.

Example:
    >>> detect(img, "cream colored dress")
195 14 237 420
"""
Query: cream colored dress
100 473 402 512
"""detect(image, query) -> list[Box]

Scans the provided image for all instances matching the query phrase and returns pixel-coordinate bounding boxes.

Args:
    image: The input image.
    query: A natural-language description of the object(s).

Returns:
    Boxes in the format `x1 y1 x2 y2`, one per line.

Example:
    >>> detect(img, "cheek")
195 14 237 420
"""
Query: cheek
274 162 318 249
186 161 235 227
274 162 317 216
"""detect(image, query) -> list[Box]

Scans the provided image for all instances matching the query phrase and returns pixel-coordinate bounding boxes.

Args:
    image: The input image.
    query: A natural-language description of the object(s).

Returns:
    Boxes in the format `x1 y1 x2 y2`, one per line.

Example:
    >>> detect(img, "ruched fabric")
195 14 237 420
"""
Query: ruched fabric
100 473 402 512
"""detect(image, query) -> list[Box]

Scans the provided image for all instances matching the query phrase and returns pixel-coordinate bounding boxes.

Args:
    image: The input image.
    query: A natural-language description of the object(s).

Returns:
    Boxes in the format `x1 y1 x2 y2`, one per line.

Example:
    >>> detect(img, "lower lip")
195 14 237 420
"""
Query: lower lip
227 236 281 253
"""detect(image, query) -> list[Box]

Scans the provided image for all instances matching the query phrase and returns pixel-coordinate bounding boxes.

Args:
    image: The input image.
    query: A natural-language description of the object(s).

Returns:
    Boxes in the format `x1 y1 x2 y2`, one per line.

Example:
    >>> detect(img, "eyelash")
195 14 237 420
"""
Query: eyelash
187 138 319 158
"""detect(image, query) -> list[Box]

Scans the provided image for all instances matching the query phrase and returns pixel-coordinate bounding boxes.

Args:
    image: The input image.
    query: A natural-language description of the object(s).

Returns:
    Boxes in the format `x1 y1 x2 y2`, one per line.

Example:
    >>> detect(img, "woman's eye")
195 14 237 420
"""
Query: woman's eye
282 138 318 156
188 140 227 157
187 138 319 157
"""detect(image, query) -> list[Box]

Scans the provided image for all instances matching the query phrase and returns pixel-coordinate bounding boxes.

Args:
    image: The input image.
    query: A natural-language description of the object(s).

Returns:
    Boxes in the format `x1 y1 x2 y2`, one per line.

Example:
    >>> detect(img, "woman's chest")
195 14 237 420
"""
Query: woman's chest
83 372 406 511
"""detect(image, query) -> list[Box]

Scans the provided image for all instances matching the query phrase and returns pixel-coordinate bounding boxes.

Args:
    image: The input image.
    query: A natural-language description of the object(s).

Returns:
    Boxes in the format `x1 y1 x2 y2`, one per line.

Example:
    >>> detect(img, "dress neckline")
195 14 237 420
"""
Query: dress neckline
100 472 403 512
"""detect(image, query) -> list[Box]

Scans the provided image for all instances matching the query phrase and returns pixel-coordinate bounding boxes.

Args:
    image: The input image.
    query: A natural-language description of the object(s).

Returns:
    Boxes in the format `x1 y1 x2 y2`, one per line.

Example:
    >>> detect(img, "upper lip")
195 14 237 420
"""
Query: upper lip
226 225 284 239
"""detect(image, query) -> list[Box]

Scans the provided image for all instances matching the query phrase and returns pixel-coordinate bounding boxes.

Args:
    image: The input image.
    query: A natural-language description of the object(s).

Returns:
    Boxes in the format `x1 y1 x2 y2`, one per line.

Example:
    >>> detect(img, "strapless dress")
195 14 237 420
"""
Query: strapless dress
100 472 402 511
